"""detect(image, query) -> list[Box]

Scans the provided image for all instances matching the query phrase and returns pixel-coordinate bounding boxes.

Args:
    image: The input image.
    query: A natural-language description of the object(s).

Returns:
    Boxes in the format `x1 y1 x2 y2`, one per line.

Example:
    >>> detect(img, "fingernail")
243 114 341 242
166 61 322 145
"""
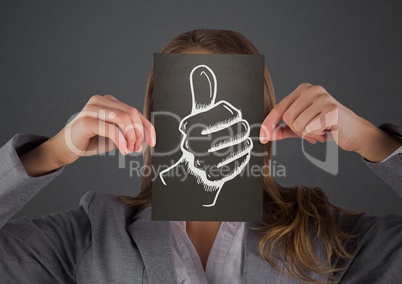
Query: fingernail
259 132 267 144
128 146 134 152
137 145 143 152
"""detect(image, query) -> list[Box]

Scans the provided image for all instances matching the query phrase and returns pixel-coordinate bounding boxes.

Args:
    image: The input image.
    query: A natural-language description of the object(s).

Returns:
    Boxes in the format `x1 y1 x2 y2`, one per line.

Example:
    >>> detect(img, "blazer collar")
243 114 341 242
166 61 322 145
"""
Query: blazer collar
127 210 291 283
242 222 286 283
127 207 177 283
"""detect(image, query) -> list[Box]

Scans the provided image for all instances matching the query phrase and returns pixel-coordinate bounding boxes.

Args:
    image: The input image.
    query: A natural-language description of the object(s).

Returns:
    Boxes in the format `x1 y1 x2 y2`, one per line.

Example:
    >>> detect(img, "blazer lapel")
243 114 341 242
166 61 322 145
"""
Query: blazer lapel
127 208 177 283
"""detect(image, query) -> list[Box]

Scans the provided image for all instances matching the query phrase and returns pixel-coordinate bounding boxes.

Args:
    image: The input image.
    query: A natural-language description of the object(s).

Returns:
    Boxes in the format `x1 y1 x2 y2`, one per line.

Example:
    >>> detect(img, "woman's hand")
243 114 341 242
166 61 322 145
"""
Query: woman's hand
20 95 156 176
259 83 401 163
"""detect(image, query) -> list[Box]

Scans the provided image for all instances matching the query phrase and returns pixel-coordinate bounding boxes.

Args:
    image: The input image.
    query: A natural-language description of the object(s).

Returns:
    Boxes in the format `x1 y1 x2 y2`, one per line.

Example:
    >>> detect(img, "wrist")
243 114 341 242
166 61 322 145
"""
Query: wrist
357 123 402 163
42 136 67 168
19 136 64 177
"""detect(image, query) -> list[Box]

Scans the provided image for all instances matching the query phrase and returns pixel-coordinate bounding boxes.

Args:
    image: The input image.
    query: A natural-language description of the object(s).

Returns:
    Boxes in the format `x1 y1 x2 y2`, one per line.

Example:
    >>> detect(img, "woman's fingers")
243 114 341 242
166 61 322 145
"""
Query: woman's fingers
258 83 400 160
103 94 118 100
104 95 156 148
271 125 298 140
260 83 312 143
125 107 144 151
272 124 323 144
138 111 156 147
85 95 156 151
85 136 117 155
106 95 156 146
87 95 143 151
283 86 329 134
55 94 155 165
82 104 132 145
103 95 145 151
74 116 129 156
91 95 155 149
260 83 339 144
91 119 128 156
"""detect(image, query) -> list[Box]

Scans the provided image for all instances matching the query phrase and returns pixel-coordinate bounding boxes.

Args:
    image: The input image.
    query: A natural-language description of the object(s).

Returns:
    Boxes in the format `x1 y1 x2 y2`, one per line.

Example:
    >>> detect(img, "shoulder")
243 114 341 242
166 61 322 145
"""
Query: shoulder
358 213 402 245
337 209 402 237
338 213 402 282
78 191 142 225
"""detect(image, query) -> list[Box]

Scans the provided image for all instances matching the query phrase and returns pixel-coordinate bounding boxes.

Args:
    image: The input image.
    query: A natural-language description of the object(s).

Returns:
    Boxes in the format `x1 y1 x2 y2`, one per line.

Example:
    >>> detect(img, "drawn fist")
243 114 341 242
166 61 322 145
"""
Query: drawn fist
160 65 253 207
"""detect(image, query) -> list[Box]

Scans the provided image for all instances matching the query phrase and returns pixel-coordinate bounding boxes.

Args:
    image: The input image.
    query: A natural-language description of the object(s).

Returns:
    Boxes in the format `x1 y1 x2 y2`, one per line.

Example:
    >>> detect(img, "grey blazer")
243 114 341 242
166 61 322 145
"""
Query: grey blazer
0 124 401 283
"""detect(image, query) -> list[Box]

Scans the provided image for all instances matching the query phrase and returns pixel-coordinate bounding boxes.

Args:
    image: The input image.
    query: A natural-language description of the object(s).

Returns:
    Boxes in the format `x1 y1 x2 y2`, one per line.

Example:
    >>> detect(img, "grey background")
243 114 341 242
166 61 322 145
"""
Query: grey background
0 0 400 220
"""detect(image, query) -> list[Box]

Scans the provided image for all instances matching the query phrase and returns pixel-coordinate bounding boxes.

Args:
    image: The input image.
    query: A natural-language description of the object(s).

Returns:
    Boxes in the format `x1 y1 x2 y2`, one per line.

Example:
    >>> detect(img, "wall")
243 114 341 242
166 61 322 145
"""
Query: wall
0 0 401 219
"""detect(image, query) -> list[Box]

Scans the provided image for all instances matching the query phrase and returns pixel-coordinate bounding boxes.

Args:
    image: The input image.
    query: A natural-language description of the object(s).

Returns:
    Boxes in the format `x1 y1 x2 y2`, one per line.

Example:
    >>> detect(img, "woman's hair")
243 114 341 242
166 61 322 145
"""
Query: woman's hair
120 29 361 282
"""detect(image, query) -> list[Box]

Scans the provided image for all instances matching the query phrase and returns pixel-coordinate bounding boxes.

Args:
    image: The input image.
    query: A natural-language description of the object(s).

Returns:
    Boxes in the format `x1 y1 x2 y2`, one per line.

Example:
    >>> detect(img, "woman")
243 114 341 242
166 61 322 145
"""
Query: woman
1 29 401 283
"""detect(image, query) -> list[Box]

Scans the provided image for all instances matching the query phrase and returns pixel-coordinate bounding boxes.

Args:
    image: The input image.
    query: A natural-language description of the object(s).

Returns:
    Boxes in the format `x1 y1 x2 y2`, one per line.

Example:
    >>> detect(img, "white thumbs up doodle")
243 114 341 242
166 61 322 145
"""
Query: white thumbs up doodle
159 65 253 207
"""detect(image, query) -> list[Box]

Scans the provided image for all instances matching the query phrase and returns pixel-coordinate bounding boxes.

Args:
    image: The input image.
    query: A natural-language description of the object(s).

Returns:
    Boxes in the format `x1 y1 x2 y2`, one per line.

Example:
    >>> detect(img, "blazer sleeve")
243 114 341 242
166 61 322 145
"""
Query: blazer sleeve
363 123 402 196
336 124 402 282
0 133 92 283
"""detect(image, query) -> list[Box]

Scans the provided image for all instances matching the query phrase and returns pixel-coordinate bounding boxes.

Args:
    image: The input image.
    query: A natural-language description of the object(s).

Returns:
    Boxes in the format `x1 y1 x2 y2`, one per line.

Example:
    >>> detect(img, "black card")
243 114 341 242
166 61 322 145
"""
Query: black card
151 53 264 221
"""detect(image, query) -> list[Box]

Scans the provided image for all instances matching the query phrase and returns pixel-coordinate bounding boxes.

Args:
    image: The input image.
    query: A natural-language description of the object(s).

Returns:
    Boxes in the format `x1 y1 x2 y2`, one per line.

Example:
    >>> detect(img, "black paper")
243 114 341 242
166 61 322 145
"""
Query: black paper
152 54 264 221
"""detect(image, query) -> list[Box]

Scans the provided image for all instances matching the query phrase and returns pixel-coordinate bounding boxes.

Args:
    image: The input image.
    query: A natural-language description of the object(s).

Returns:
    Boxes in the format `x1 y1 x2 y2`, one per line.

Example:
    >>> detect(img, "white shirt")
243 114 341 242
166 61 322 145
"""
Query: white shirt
169 221 245 284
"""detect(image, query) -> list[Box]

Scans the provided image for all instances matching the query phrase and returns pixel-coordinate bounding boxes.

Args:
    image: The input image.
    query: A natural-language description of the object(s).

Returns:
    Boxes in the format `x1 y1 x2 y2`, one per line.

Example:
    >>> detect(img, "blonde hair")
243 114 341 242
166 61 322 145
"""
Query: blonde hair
120 29 361 283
